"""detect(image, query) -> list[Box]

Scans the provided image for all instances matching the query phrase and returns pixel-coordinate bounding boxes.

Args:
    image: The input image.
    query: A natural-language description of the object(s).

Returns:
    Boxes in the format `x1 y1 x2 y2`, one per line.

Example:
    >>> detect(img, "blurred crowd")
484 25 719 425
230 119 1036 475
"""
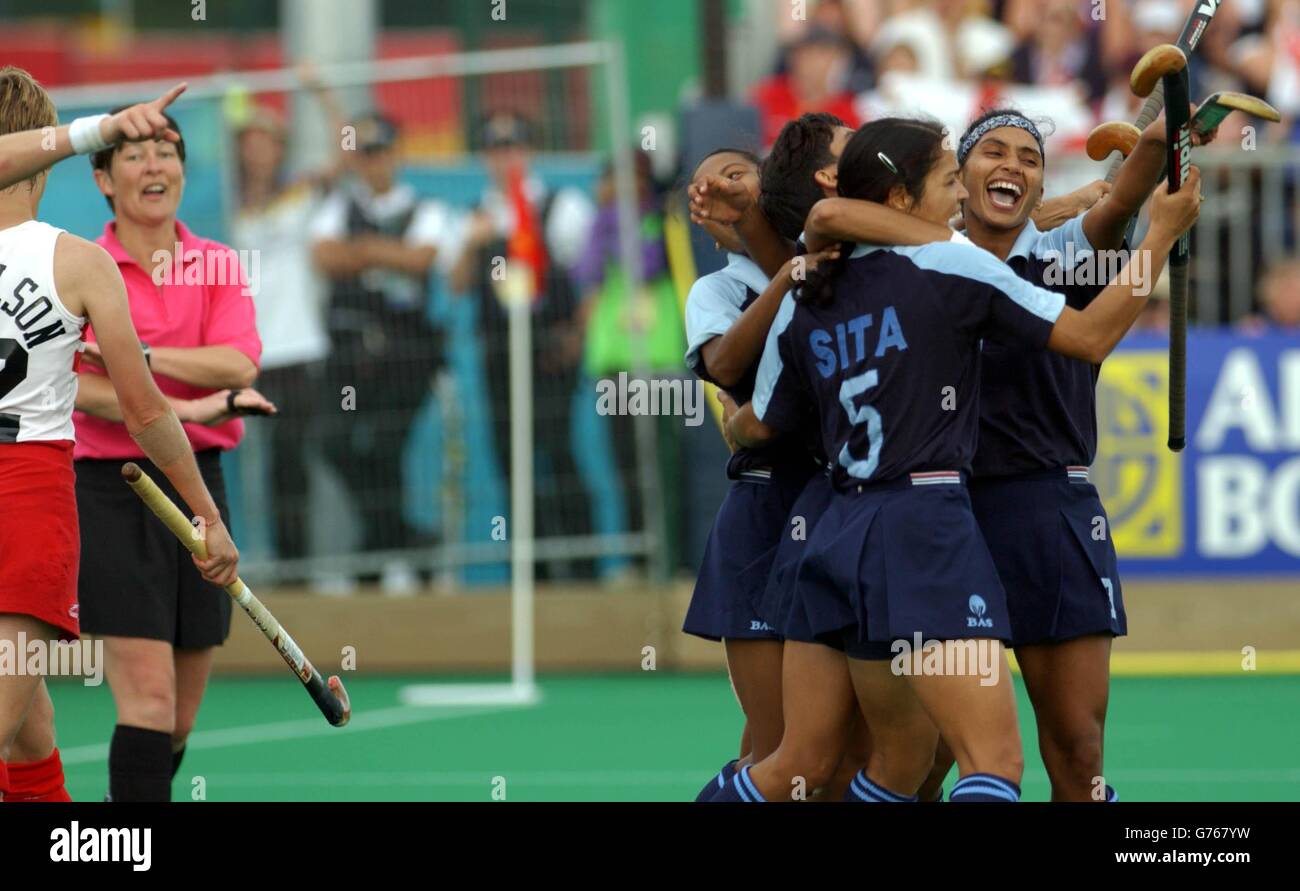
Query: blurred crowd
229 81 692 583
753 0 1300 153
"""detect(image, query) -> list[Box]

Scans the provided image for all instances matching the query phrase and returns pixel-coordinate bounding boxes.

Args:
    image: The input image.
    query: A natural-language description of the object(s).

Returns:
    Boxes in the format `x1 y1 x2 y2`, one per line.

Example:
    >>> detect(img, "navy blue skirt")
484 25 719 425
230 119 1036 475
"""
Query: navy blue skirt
970 467 1127 647
782 473 1012 660
683 464 813 641
756 472 834 635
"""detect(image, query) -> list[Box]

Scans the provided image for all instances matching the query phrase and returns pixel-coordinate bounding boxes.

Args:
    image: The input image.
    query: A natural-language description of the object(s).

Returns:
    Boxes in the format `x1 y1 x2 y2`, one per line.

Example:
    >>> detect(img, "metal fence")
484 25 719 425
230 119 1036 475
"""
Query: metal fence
43 57 1300 594
1051 144 1300 326
47 44 669 594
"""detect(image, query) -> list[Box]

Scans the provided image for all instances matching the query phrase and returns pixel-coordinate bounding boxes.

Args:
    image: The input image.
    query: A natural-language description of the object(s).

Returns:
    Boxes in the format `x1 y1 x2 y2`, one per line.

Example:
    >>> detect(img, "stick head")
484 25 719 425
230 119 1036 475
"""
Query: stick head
1131 44 1187 97
327 676 352 727
121 462 143 484
1087 121 1143 162
1201 91 1283 124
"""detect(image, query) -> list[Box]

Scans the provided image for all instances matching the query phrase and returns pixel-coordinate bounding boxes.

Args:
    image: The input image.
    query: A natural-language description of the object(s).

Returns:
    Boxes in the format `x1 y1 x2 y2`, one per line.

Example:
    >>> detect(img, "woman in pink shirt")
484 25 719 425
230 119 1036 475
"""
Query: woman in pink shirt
71 109 268 801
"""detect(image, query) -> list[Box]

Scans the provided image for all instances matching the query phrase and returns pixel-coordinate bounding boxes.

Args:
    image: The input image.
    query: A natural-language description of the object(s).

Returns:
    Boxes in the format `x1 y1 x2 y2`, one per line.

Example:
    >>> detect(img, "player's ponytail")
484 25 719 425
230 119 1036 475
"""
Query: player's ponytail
758 112 846 241
798 117 947 307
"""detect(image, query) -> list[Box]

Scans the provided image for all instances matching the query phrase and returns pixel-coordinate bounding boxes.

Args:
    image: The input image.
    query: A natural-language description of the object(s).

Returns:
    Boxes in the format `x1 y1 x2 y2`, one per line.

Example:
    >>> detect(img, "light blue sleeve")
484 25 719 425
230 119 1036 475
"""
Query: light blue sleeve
1032 214 1096 263
751 292 797 423
898 241 1067 324
683 272 744 380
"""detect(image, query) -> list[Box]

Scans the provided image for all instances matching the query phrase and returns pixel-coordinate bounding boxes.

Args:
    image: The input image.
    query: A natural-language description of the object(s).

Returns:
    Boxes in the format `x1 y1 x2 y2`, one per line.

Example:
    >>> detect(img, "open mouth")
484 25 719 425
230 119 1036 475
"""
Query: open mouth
142 183 168 199
986 179 1023 211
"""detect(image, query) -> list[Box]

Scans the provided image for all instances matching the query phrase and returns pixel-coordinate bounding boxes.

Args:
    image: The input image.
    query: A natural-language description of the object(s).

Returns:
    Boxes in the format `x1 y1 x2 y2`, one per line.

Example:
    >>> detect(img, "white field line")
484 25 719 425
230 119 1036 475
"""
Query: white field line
58 703 515 766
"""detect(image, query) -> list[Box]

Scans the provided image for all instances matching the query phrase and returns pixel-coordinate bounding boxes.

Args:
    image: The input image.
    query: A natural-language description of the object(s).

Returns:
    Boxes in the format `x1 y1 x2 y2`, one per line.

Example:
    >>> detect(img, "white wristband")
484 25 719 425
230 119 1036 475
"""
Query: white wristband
69 114 111 155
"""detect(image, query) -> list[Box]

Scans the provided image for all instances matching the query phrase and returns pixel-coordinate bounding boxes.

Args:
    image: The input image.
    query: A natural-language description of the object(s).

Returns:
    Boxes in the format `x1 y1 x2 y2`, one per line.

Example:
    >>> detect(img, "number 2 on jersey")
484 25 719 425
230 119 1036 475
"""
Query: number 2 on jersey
838 369 883 479
0 338 29 401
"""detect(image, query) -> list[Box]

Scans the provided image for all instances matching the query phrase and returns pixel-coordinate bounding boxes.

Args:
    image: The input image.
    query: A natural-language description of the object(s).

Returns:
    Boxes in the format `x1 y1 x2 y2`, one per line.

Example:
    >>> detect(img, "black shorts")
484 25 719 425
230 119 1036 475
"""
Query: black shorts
75 449 234 648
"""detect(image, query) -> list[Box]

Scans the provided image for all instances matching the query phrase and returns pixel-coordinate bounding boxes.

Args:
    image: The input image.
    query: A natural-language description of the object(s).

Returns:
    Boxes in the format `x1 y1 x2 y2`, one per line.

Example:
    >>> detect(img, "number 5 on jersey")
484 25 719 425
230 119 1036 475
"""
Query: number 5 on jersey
838 370 883 480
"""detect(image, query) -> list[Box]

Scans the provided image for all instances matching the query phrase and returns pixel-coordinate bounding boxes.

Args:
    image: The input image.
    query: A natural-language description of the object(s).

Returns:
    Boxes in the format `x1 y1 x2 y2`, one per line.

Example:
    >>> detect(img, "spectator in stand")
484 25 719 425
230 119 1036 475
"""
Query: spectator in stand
1010 0 1108 103
449 113 597 580
228 77 344 581
865 0 1011 81
770 0 877 95
753 25 862 147
1240 256 1300 332
311 113 463 592
1236 0 1300 135
572 152 688 574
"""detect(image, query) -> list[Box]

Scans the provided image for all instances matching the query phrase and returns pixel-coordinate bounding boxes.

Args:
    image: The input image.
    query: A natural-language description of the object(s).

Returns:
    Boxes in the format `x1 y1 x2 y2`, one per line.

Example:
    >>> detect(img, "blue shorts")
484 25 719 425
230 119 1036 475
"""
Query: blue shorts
970 467 1127 647
783 472 1011 660
755 472 834 636
683 465 812 641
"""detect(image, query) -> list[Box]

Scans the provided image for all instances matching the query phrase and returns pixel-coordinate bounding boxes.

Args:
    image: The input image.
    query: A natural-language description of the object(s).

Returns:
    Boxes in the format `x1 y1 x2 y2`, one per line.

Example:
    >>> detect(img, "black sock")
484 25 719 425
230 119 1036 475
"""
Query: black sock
108 725 173 802
171 746 186 780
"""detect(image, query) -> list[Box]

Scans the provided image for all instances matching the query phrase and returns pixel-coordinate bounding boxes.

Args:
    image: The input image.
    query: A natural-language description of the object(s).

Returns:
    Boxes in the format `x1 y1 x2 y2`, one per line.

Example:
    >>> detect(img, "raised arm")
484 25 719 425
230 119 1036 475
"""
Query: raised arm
1032 180 1111 233
700 247 839 388
1083 106 1215 252
56 236 237 585
804 198 955 251
1048 169 1201 363
690 173 794 277
0 84 186 190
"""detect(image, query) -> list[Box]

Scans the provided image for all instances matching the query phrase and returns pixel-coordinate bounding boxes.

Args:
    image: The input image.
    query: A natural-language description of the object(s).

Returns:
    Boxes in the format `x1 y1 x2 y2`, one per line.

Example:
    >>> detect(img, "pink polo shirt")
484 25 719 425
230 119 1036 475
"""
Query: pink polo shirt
73 220 263 459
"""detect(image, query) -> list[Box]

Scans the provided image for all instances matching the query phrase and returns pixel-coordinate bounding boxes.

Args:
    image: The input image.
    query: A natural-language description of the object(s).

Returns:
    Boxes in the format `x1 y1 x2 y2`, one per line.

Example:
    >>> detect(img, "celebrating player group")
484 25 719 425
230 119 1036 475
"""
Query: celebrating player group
681 60 1214 799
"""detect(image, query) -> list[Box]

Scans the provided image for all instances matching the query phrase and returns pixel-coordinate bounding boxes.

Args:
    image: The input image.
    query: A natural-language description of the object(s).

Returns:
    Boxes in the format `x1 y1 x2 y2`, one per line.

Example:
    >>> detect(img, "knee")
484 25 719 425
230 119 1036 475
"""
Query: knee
115 676 176 732
780 743 842 793
1042 729 1104 783
9 717 55 763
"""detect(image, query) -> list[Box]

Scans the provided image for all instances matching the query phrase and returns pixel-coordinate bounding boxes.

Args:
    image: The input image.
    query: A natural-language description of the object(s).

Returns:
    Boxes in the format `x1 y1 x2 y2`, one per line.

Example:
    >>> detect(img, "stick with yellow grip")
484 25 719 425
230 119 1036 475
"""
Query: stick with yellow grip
121 462 351 727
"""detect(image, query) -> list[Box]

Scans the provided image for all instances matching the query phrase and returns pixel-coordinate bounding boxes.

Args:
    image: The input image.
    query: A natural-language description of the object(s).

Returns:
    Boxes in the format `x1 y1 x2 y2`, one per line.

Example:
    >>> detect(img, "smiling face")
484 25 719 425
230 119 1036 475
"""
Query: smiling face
960 126 1044 231
95 138 185 226
904 148 968 227
693 150 760 249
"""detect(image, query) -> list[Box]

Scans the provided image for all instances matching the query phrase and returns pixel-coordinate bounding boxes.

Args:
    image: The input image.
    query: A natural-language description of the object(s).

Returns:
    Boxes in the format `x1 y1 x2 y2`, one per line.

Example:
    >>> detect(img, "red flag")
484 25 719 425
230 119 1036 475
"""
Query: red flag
506 164 547 301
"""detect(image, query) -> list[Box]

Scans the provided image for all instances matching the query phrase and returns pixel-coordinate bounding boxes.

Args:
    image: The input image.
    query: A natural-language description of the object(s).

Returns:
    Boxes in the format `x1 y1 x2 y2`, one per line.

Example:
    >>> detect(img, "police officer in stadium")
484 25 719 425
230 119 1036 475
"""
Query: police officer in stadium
311 113 463 587
449 112 595 579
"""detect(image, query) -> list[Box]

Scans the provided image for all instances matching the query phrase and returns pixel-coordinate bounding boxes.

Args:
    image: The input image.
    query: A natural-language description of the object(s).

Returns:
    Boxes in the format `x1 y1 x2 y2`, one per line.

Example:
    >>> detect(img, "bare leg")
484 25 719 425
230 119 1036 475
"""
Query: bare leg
172 647 217 753
903 640 1024 784
723 638 785 762
1016 635 1112 801
846 658 940 797
746 641 856 802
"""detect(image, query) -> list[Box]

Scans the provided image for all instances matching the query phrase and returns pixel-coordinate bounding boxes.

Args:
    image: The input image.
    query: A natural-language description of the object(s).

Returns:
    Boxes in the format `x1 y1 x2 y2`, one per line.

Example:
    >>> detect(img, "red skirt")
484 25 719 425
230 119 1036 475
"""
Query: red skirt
0 441 80 640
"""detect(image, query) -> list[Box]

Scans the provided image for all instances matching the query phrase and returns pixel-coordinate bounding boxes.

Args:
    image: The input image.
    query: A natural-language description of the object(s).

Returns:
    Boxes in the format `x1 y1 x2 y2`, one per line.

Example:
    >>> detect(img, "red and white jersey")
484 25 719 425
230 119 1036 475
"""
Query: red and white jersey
0 220 85 444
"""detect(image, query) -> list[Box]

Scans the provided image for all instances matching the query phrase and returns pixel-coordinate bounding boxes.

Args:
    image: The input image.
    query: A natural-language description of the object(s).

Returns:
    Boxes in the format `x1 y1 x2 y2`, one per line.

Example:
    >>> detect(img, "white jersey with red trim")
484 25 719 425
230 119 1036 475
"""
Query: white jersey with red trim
0 220 85 443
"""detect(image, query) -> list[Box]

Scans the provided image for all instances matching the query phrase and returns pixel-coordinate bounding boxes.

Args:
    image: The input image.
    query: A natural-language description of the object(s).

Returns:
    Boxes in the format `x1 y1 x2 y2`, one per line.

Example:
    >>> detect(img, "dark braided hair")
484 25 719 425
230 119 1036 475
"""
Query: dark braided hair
758 112 846 241
798 117 948 307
